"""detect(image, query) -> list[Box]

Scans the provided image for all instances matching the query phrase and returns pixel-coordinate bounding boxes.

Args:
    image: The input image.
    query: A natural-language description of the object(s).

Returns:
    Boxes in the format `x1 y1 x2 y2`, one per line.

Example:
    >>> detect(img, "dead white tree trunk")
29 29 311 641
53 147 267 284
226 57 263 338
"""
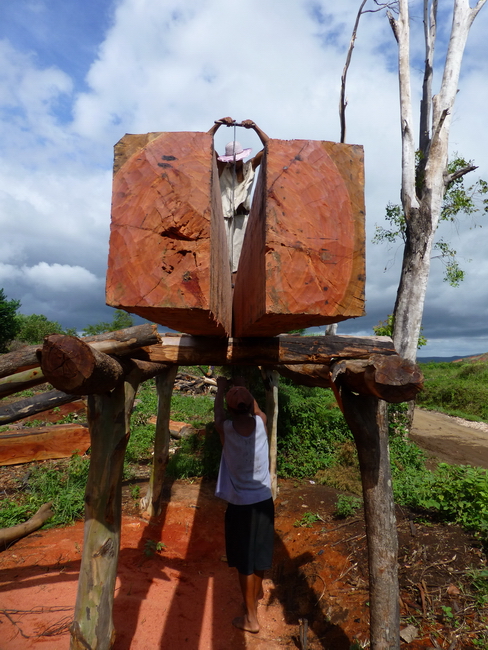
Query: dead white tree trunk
389 0 487 361
340 391 399 650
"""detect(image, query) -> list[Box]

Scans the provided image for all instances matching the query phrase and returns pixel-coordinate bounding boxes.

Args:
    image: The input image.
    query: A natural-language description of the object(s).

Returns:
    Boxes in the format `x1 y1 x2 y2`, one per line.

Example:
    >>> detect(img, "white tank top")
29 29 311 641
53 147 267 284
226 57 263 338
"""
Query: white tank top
215 415 272 505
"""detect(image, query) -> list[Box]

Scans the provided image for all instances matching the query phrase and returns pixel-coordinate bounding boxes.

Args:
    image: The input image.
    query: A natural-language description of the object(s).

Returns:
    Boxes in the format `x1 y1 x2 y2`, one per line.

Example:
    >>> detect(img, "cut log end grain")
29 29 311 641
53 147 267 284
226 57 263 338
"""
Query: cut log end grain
106 132 365 339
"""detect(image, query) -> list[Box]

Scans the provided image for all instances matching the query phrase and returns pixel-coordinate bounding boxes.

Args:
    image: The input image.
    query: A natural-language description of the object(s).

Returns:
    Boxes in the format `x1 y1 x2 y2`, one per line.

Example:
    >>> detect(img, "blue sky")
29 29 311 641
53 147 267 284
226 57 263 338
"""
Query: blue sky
0 0 487 357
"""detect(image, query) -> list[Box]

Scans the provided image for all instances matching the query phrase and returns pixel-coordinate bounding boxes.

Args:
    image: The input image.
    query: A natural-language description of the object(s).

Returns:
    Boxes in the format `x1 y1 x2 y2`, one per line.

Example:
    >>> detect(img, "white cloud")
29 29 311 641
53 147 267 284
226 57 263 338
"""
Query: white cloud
0 0 487 354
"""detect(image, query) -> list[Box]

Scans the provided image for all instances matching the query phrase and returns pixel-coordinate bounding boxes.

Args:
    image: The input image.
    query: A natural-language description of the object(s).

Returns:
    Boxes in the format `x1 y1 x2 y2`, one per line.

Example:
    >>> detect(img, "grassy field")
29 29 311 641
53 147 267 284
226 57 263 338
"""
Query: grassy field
417 359 488 421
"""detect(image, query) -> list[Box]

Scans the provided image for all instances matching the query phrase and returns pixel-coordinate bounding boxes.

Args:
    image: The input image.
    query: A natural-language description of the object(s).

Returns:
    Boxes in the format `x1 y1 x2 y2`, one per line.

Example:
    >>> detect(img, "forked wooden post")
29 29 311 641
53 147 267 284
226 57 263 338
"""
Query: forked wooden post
70 372 141 650
339 390 400 650
139 365 179 517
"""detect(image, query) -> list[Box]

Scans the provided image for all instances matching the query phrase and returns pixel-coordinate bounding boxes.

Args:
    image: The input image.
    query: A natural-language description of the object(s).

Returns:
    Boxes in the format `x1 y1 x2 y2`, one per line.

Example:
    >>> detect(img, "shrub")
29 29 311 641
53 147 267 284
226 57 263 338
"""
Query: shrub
334 495 362 518
277 381 352 478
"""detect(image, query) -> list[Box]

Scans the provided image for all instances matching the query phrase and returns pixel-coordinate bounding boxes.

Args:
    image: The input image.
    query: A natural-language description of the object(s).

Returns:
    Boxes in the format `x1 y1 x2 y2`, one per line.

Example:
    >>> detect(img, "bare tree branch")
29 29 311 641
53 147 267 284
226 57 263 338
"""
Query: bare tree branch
340 0 368 143
340 1 399 143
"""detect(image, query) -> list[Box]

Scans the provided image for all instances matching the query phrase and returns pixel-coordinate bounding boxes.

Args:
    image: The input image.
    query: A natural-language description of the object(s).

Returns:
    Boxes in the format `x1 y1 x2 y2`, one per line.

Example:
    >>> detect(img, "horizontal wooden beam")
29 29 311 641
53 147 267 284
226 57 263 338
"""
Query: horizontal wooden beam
331 355 424 403
40 335 172 395
134 334 397 366
0 389 79 425
0 324 160 379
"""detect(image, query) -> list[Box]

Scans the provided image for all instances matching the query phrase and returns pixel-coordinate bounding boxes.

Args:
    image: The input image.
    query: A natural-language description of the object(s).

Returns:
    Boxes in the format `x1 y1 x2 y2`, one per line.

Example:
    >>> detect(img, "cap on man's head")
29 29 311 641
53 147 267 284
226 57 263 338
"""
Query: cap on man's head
218 141 252 163
225 386 253 413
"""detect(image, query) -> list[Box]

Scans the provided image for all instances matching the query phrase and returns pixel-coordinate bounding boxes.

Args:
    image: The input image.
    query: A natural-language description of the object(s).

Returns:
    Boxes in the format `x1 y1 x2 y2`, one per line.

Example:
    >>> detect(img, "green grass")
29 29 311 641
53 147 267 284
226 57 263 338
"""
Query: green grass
417 361 488 421
2 359 488 541
0 454 89 529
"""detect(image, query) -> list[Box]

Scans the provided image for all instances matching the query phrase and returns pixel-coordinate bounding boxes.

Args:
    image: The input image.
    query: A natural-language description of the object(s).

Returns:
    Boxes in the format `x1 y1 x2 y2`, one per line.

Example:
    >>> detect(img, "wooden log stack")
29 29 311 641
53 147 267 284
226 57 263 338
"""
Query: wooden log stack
106 132 365 337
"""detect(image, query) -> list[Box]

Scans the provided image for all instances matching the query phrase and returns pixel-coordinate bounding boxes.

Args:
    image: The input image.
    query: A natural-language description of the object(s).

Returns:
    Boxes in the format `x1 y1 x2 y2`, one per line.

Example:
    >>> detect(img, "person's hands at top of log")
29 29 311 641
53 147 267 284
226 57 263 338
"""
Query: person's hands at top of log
207 116 235 136
241 119 269 170
241 119 269 146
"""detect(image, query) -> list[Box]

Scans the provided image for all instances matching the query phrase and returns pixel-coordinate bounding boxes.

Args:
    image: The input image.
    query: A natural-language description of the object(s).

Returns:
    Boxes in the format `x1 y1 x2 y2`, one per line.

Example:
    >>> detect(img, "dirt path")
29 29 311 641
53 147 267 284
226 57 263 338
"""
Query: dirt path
412 408 488 468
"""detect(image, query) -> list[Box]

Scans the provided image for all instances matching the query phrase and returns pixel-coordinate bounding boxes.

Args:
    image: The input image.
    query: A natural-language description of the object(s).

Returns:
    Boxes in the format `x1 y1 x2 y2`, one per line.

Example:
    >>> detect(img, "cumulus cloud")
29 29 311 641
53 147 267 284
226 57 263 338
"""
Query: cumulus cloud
0 0 487 355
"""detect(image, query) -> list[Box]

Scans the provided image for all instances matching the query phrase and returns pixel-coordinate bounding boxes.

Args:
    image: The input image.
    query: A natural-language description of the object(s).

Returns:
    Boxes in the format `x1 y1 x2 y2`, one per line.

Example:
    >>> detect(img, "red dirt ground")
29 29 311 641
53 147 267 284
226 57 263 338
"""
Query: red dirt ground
1 473 487 649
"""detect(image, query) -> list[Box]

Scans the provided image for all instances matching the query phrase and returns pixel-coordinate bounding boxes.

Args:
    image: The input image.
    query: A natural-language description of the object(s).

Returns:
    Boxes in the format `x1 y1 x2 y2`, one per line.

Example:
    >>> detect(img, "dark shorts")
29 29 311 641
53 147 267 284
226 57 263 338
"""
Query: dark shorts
225 498 274 576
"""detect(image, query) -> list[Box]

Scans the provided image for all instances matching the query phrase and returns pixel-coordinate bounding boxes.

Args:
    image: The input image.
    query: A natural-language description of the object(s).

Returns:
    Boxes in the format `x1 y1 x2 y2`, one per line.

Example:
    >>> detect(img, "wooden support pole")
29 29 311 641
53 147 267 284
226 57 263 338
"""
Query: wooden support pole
70 380 136 650
339 389 400 650
70 358 169 650
260 367 279 500
140 365 179 517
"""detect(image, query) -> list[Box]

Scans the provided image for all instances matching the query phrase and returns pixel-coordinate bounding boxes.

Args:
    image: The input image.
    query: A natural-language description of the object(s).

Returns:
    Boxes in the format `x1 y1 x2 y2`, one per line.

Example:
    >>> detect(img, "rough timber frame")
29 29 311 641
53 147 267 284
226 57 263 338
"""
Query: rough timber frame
0 325 423 649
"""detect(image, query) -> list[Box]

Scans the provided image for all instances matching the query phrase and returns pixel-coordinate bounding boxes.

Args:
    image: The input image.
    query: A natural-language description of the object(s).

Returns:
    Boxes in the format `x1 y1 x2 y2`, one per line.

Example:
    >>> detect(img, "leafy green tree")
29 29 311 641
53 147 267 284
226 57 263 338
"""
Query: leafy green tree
373 156 487 287
0 289 21 352
15 313 74 344
373 313 427 349
82 309 135 336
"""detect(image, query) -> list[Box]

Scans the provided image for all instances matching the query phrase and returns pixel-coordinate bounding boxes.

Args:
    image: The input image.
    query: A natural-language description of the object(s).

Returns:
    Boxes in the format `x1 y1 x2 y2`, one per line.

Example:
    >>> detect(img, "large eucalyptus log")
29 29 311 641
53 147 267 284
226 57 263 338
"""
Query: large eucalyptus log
139 365 179 517
340 390 400 650
41 335 126 394
0 424 90 466
0 502 53 551
106 132 365 338
0 367 46 399
260 367 279 500
106 131 232 336
331 354 423 402
136 334 396 366
0 324 159 380
233 139 365 336
0 389 78 425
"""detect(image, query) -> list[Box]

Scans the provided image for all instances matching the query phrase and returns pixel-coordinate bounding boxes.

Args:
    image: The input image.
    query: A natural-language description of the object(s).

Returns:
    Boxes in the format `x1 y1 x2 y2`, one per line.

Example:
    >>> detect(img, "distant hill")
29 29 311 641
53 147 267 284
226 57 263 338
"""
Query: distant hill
418 353 488 363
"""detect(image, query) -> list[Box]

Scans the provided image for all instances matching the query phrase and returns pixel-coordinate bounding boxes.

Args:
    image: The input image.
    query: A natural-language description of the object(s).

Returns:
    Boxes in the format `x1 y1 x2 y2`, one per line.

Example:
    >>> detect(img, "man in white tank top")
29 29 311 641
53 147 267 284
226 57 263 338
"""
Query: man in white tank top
208 117 269 274
213 376 274 634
